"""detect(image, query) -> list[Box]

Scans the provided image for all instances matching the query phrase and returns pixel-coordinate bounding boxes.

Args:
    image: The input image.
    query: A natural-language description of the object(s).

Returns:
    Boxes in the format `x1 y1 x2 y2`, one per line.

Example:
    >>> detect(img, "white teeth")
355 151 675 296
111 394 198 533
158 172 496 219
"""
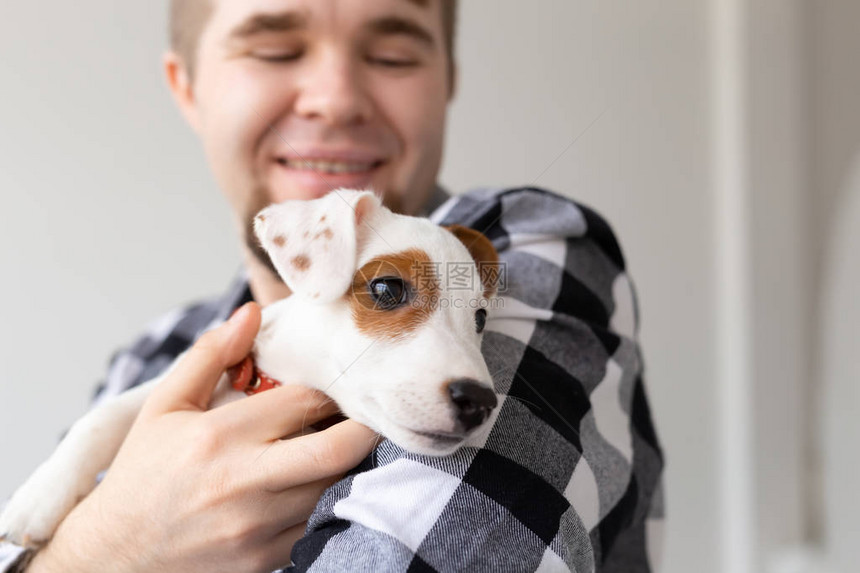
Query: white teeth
279 158 377 174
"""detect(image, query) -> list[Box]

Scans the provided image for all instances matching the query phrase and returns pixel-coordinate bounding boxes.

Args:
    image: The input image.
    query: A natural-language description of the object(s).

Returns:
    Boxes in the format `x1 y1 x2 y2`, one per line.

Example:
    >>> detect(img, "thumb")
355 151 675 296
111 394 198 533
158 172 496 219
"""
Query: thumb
145 302 262 415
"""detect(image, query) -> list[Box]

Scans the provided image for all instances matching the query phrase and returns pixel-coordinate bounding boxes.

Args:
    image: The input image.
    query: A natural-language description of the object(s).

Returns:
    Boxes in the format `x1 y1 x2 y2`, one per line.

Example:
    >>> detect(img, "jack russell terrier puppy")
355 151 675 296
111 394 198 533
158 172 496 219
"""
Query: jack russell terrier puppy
0 189 501 549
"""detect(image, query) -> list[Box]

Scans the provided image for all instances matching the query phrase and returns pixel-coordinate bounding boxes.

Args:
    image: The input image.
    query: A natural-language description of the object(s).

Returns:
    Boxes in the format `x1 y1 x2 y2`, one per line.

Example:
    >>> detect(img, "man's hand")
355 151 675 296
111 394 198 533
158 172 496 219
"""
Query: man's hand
28 302 377 573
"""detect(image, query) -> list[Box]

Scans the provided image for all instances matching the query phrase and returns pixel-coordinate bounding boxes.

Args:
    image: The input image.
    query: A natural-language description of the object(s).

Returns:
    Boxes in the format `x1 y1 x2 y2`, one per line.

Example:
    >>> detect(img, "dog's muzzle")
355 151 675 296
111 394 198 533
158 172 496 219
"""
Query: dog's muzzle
447 379 498 432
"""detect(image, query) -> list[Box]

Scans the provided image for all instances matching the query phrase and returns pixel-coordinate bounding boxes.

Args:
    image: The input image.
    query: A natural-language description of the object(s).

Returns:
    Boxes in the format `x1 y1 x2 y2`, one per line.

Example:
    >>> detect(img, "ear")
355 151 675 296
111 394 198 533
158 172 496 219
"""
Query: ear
163 51 201 133
444 224 500 298
254 190 382 302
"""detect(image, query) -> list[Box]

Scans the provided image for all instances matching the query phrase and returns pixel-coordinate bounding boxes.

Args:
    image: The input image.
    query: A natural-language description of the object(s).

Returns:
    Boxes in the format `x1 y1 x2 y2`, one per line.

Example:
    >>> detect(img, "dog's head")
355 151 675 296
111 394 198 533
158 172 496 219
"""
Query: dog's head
252 189 500 456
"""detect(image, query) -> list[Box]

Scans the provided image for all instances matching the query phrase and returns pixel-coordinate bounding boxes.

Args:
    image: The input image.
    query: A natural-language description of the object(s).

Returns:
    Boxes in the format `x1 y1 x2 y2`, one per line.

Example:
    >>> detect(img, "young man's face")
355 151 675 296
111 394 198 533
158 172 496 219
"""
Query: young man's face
169 0 453 240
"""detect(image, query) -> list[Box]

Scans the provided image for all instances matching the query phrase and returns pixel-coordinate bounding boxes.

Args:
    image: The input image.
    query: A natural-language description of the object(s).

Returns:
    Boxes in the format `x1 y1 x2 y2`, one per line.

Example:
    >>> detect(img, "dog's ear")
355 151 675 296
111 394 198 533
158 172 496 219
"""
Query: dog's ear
444 224 500 298
255 190 382 302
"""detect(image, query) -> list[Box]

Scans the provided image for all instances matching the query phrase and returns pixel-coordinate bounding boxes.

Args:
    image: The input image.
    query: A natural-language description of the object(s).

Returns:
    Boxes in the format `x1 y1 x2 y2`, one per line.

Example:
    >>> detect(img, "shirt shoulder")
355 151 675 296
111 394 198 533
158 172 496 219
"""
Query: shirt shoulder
431 186 627 273
91 275 253 405
433 186 638 340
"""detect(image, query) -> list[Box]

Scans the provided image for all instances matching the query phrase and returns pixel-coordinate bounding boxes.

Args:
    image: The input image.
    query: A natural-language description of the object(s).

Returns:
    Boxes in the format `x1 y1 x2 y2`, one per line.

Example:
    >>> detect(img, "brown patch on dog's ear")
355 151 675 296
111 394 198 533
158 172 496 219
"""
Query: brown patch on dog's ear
292 254 311 272
273 235 286 248
254 190 381 302
444 225 500 298
349 248 440 341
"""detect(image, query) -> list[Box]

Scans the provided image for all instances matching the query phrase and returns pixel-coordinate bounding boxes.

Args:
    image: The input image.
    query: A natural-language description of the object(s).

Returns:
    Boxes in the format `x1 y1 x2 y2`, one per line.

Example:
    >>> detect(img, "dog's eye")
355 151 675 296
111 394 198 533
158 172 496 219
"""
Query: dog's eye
475 309 487 333
369 277 406 310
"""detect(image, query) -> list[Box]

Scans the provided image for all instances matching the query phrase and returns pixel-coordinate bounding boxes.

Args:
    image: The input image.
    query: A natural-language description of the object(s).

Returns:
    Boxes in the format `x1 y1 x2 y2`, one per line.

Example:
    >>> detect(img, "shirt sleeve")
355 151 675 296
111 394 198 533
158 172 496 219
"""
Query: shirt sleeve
285 187 665 573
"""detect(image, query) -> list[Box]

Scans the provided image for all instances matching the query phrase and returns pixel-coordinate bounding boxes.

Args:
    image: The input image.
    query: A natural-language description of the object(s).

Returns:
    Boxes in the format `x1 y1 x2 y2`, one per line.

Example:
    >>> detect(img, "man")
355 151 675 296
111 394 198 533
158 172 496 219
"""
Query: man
1 0 665 571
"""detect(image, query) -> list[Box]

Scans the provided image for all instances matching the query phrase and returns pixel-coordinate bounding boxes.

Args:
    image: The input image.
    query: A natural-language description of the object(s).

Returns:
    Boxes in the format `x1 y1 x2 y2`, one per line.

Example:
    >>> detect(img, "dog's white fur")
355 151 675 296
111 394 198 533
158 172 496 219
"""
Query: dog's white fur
0 190 498 548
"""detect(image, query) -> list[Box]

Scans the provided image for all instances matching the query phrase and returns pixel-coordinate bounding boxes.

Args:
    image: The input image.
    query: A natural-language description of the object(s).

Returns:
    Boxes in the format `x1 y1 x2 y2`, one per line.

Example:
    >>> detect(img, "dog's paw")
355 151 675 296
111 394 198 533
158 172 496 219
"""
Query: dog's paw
0 460 87 549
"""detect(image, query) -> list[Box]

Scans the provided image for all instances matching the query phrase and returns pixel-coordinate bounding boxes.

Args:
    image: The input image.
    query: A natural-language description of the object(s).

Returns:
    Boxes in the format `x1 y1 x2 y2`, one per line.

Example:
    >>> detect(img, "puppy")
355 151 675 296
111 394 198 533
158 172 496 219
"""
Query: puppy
0 189 501 548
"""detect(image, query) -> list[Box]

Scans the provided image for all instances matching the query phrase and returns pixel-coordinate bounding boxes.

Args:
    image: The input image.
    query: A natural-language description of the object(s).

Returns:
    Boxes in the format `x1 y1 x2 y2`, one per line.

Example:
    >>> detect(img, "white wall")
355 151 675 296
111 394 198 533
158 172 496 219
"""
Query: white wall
2 1 850 572
811 1 860 572
820 159 860 573
747 0 809 564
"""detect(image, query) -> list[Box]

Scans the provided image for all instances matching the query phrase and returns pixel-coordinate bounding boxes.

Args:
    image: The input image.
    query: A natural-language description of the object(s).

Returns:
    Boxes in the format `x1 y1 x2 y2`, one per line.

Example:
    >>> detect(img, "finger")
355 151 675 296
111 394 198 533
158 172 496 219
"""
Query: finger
210 384 341 440
262 419 379 491
146 302 262 414
258 476 340 537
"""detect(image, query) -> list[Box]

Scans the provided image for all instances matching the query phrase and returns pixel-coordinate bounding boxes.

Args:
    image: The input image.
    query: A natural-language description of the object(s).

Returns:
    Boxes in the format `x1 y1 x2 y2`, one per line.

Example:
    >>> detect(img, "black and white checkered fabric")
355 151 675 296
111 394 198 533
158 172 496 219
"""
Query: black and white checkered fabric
1 186 665 573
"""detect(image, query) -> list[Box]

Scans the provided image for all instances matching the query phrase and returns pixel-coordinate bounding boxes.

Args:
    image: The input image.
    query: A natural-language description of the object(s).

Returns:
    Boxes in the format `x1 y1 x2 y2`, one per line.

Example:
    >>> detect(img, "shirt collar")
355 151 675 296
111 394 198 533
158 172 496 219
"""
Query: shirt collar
417 184 451 218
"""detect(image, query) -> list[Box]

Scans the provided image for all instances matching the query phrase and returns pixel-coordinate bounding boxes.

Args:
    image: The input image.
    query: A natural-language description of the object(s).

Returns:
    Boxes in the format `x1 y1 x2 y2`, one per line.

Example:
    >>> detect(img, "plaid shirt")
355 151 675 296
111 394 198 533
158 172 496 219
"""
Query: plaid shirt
1 187 665 572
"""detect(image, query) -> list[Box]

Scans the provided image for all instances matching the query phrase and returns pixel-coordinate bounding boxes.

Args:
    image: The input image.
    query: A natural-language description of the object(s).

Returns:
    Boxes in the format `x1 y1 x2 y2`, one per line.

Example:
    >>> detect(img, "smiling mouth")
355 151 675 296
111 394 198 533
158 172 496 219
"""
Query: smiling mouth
275 157 385 175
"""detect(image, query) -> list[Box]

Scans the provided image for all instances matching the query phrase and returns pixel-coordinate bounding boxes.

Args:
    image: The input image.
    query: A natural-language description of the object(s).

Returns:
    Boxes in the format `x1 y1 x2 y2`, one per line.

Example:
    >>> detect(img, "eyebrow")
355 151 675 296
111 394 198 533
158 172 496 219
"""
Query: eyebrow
229 11 308 39
227 8 436 50
365 16 436 49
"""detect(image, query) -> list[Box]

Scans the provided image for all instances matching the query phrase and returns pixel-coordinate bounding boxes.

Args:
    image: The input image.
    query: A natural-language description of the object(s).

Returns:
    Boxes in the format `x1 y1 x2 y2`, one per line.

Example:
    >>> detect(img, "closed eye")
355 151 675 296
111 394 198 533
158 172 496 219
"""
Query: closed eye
367 56 419 68
254 51 303 63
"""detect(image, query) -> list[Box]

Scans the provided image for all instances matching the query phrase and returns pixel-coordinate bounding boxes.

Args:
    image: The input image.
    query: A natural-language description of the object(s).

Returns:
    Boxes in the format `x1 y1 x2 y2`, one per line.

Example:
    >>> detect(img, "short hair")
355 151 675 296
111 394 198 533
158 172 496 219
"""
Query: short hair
168 0 214 79
169 0 458 84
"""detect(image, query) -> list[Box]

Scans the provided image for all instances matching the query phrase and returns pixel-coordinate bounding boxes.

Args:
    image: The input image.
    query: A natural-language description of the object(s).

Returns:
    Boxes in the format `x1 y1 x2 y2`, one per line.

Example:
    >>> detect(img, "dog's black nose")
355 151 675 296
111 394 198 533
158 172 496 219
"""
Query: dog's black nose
448 379 498 432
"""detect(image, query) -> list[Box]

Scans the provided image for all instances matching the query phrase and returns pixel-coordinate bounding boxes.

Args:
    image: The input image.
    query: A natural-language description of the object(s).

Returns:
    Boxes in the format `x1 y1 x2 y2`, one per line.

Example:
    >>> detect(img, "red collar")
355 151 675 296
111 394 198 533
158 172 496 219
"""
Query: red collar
230 356 283 395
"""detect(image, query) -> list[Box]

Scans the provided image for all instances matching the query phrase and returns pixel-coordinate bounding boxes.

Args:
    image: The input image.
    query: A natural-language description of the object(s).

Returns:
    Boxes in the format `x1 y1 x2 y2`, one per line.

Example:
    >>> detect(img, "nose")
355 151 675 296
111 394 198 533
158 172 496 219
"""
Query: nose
447 379 498 432
293 54 373 125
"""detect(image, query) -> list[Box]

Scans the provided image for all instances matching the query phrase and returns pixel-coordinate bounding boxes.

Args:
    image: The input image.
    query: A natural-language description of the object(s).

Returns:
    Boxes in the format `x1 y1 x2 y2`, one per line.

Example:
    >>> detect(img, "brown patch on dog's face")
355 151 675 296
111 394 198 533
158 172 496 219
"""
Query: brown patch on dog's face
349 248 439 341
292 254 311 271
273 235 286 248
444 225 500 298
316 228 334 240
